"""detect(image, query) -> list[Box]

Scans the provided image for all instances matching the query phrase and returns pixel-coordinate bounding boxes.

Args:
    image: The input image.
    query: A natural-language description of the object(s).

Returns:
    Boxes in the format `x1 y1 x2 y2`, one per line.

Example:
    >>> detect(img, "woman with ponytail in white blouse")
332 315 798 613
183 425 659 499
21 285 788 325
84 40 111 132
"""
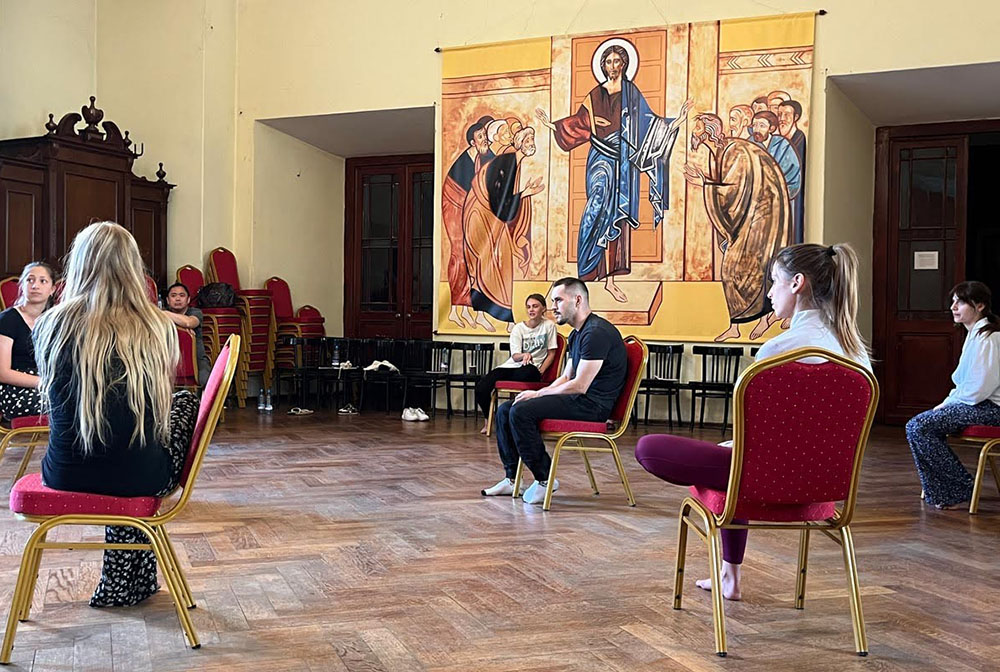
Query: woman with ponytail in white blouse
906 281 1000 509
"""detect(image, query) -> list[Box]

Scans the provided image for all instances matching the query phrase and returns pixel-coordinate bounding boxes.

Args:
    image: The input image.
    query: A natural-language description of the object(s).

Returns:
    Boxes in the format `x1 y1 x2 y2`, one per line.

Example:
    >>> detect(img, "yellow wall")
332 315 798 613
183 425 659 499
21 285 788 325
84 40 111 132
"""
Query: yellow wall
5 0 1000 340
252 122 344 330
0 0 96 140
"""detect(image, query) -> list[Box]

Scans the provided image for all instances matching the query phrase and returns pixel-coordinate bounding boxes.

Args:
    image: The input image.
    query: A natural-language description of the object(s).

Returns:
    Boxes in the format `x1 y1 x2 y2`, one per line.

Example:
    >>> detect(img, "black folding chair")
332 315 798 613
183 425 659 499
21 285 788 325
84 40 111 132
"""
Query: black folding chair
401 340 453 417
686 345 743 432
274 336 326 408
359 338 406 414
638 343 685 427
449 342 495 418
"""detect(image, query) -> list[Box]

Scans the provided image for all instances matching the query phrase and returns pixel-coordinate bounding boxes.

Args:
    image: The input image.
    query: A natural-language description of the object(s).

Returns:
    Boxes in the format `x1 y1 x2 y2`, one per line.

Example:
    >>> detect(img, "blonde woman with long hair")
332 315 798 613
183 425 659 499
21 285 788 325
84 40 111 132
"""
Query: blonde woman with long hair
0 262 56 420
35 222 200 607
635 243 871 602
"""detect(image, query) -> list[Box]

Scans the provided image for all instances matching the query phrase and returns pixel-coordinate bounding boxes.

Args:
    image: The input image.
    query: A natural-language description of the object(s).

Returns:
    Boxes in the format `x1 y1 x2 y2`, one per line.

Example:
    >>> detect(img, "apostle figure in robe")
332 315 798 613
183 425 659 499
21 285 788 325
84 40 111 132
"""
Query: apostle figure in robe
778 99 807 244
751 110 801 251
684 113 792 342
728 104 753 140
462 127 544 325
535 43 690 303
442 115 495 330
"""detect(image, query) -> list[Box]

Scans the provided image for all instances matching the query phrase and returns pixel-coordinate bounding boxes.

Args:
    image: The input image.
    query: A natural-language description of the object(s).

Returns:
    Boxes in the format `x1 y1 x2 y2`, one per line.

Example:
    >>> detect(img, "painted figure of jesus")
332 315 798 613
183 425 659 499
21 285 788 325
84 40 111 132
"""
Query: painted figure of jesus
536 39 690 302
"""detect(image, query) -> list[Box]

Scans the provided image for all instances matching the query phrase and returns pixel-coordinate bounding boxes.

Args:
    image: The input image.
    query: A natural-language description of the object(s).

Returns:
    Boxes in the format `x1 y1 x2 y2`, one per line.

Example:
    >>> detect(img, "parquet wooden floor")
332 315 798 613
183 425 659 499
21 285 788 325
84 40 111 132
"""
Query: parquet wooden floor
0 409 998 671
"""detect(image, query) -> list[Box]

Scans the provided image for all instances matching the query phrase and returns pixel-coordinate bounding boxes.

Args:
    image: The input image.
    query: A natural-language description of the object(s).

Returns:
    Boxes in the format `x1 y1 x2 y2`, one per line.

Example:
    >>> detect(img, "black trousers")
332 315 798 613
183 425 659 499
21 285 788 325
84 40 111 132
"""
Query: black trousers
475 364 541 417
495 394 609 481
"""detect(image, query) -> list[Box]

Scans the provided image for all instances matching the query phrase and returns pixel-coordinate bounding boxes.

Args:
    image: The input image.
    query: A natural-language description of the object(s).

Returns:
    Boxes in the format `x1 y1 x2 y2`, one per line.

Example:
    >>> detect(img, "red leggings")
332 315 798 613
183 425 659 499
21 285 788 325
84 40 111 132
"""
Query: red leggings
634 434 748 564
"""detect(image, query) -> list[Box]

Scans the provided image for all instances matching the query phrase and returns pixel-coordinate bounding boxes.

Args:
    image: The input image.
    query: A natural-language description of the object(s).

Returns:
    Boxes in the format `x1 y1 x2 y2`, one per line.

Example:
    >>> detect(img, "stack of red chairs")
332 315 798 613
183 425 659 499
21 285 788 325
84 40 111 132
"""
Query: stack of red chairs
176 264 249 403
265 276 326 371
206 247 276 401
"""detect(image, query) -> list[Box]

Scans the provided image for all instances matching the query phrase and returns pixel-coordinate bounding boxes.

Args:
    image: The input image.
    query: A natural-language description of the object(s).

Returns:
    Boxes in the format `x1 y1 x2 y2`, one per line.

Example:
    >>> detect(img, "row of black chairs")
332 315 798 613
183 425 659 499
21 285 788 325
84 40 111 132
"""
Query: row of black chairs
276 336 759 430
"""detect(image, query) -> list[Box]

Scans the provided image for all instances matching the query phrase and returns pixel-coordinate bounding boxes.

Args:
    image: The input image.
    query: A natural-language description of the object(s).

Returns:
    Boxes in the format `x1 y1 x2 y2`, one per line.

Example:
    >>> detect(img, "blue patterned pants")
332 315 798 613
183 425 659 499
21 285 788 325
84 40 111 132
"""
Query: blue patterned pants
906 401 1000 508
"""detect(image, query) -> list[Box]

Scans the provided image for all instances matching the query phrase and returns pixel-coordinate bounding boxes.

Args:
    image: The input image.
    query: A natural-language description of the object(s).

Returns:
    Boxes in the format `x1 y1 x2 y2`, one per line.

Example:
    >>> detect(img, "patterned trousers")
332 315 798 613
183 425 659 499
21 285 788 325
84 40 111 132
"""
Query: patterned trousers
905 400 1000 508
90 391 200 608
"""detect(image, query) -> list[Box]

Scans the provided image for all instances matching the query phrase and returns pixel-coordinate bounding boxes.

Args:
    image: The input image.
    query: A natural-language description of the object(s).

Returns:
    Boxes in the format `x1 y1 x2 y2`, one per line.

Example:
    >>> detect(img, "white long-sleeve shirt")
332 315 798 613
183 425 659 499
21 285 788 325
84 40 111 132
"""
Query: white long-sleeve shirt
942 318 1000 407
754 309 873 371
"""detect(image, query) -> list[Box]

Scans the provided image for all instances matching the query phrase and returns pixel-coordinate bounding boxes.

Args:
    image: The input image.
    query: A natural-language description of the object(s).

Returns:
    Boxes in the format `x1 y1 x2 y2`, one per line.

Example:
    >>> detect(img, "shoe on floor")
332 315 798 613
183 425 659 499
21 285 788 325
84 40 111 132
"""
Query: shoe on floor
414 408 430 421
338 404 358 415
522 479 558 505
401 408 418 422
363 360 381 372
481 477 522 496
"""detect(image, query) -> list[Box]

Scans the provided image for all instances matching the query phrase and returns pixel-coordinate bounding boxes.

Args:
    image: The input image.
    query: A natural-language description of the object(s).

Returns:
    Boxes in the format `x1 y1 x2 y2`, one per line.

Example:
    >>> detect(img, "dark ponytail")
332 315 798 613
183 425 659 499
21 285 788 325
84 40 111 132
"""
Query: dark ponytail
951 281 1000 337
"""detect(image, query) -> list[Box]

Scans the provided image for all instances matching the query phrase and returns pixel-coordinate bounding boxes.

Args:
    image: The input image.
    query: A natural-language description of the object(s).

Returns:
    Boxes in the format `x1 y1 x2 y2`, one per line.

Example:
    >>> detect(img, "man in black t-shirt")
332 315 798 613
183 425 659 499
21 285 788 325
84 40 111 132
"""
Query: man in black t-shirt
162 283 211 386
482 277 627 505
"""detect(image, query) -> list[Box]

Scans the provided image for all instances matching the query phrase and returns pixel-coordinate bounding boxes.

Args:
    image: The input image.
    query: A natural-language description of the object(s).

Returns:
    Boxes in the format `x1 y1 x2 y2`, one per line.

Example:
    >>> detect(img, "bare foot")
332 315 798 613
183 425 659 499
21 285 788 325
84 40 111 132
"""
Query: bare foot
480 422 488 435
715 323 741 342
462 306 478 326
605 279 628 303
448 306 469 329
695 561 742 601
506 322 514 333
749 312 779 339
475 311 496 332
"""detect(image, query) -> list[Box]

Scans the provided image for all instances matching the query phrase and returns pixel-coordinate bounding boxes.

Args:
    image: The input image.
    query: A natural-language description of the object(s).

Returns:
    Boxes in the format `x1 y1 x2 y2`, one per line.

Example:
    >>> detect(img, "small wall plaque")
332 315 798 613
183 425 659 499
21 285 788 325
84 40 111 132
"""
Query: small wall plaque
913 251 939 271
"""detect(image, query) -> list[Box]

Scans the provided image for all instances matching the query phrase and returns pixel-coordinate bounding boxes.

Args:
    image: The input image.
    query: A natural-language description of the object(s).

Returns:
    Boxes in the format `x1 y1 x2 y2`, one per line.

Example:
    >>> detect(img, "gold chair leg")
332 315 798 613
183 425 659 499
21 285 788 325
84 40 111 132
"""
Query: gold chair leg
795 528 810 609
155 527 195 609
1 524 48 662
486 391 497 437
989 454 1000 496
11 434 41 487
839 525 868 656
512 459 525 499
609 443 636 507
542 440 564 511
139 521 200 649
673 503 691 610
707 522 728 657
17 529 47 622
971 444 990 514
580 450 599 495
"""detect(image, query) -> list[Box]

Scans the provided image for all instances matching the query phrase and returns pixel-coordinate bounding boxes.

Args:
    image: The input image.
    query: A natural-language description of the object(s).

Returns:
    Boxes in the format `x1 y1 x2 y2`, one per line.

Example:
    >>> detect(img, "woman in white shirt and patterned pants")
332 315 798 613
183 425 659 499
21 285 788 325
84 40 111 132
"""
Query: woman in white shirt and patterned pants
906 281 1000 509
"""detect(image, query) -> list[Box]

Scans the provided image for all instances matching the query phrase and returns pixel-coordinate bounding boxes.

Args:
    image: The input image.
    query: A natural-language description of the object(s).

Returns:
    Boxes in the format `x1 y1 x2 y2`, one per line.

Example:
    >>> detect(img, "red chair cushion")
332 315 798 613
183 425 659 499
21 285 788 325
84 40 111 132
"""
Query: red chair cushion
201 307 241 317
539 418 609 434
10 473 161 517
239 289 271 298
496 381 546 392
10 415 48 429
690 485 836 522
181 340 231 484
960 425 1000 439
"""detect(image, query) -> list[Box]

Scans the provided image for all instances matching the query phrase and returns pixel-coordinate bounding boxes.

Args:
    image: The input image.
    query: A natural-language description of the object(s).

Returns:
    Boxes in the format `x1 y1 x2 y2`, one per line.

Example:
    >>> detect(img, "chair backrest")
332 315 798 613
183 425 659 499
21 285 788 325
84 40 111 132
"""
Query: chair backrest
207 247 241 291
647 343 684 381
161 334 240 520
692 345 743 384
176 265 206 304
175 327 198 386
723 347 879 525
144 274 158 304
540 332 568 385
296 305 324 322
608 336 649 429
265 276 295 319
459 342 494 376
0 276 19 310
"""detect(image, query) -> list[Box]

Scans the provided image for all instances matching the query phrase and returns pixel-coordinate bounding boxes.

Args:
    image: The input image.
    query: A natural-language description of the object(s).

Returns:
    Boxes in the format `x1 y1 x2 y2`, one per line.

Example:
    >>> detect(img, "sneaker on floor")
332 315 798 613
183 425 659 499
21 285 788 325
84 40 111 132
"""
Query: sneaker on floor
401 407 419 422
338 404 358 415
481 477 521 496
414 408 430 421
522 479 558 505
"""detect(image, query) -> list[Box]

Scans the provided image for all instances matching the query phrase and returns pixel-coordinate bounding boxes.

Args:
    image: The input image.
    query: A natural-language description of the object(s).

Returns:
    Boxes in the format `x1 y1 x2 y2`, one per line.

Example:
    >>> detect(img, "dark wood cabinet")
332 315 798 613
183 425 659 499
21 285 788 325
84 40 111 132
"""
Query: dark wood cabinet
0 97 173 287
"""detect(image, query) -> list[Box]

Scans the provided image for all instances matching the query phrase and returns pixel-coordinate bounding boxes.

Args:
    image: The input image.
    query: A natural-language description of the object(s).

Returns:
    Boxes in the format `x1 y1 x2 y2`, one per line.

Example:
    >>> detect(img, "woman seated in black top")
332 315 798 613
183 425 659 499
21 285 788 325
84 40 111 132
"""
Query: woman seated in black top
0 262 56 420
34 221 199 607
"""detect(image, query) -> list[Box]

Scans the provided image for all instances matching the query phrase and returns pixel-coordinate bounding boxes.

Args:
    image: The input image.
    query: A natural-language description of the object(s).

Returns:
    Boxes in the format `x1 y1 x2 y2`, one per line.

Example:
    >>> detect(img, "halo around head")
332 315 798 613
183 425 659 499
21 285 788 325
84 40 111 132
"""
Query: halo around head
592 37 640 83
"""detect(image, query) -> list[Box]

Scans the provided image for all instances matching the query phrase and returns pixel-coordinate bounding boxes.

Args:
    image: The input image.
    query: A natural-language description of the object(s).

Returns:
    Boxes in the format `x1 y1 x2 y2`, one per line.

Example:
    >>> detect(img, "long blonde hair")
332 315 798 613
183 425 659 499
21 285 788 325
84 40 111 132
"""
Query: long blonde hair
34 222 177 454
773 242 869 360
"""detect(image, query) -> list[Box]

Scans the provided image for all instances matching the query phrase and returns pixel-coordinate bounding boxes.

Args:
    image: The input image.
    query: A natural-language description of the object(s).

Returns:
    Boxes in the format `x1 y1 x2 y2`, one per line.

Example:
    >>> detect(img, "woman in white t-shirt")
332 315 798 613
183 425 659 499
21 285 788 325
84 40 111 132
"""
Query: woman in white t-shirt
475 294 559 434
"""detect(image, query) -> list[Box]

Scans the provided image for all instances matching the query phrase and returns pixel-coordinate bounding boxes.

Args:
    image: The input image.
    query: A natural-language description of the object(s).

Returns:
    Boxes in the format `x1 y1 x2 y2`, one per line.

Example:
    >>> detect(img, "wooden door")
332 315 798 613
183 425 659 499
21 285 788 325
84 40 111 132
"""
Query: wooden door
345 155 434 339
874 133 967 423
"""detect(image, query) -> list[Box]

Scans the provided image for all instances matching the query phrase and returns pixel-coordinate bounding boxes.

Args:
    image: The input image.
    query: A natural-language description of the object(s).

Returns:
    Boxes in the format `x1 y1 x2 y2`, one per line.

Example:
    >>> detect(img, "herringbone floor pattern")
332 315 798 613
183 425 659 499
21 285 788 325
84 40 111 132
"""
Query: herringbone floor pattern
0 409 997 671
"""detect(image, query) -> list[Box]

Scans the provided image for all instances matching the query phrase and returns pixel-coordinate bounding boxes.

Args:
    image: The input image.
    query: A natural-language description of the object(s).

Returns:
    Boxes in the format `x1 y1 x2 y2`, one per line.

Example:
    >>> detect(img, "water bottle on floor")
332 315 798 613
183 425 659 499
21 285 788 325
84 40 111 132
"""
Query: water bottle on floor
265 389 273 413
257 392 265 412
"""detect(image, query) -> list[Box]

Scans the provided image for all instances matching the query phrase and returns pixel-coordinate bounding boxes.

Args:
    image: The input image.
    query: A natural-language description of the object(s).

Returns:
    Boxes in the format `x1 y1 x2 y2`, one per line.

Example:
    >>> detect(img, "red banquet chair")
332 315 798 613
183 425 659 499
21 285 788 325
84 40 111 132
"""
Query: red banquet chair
265 276 325 372
175 327 200 391
0 335 241 661
0 277 19 310
485 332 567 437
144 274 158 304
672 347 879 657
0 415 50 487
951 425 1000 514
207 247 276 398
512 335 648 511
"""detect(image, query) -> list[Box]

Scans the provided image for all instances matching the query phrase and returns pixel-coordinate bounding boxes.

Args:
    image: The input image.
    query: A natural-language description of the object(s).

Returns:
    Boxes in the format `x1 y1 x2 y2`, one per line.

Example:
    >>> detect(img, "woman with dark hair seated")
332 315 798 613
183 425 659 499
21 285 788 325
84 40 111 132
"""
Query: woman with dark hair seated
0 262 56 420
34 221 200 607
906 280 1000 510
